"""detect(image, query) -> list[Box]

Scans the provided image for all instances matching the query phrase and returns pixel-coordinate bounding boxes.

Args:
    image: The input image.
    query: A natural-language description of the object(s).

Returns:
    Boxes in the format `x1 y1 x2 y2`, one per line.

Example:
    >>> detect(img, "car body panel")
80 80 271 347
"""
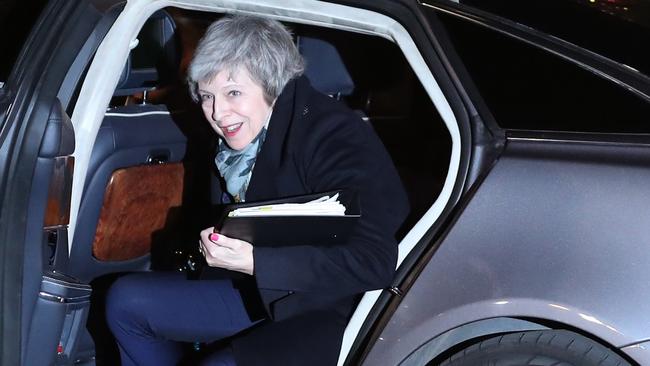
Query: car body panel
363 138 650 364
622 341 650 365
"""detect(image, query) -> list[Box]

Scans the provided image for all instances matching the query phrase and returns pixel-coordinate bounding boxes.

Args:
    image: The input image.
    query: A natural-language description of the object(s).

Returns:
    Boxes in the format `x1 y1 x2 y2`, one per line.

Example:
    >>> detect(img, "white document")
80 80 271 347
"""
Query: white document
228 193 346 217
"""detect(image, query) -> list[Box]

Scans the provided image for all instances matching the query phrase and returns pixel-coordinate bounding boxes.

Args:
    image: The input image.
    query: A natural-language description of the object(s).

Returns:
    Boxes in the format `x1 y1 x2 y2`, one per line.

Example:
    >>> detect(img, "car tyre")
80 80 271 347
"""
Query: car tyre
437 329 631 366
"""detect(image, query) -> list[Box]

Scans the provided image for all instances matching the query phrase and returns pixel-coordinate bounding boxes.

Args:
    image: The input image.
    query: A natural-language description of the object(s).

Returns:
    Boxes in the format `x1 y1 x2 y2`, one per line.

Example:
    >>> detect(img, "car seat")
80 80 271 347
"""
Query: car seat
69 10 191 282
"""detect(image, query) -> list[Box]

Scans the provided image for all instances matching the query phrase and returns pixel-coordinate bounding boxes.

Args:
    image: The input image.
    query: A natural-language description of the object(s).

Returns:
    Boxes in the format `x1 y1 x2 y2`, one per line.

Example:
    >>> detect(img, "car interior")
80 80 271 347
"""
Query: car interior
26 7 453 365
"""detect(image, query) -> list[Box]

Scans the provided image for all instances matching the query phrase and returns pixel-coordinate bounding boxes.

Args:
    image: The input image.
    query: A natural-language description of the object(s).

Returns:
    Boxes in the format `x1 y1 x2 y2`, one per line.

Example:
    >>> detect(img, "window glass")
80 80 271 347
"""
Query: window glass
448 0 650 79
0 0 49 82
432 8 650 133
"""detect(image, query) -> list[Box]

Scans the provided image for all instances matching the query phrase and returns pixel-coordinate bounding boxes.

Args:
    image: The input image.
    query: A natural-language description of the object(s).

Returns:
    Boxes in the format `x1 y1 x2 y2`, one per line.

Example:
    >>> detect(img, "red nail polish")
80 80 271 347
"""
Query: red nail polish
209 233 219 242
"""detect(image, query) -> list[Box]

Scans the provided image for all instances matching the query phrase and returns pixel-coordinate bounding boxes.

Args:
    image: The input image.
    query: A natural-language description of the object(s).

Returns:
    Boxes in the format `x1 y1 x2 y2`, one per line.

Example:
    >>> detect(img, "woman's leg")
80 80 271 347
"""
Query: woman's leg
106 272 254 366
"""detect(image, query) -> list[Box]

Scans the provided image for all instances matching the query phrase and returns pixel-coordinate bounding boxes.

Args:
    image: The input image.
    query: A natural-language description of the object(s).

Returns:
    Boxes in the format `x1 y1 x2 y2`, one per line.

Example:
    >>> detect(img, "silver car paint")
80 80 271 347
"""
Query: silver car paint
363 138 650 365
622 341 650 365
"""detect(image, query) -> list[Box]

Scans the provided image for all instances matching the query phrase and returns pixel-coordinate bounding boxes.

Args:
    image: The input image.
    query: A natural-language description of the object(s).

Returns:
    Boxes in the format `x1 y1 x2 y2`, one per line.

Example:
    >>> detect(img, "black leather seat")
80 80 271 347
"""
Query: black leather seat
298 36 355 99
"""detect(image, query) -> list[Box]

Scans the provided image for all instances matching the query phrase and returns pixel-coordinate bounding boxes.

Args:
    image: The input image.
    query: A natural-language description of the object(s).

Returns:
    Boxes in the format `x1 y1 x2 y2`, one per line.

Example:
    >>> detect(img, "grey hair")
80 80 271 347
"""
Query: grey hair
187 15 304 104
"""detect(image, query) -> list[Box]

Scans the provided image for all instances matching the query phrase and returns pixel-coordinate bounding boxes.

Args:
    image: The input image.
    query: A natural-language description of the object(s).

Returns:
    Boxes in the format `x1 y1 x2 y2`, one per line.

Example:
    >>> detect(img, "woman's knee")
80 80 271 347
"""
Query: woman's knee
105 274 153 329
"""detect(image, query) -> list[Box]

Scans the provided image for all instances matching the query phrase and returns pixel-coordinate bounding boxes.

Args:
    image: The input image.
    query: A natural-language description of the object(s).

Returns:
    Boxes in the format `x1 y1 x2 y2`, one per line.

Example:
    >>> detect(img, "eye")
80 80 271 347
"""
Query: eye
228 90 241 97
200 94 213 103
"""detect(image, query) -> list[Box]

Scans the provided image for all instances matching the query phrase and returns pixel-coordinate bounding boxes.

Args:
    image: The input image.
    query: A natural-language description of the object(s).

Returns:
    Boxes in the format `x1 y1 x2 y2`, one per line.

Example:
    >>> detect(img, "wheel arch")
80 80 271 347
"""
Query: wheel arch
399 317 548 365
400 315 640 366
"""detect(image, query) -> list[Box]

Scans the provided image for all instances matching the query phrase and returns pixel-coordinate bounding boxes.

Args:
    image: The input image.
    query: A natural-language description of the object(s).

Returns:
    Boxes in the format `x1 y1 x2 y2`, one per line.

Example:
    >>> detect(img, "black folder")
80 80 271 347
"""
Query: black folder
214 190 360 246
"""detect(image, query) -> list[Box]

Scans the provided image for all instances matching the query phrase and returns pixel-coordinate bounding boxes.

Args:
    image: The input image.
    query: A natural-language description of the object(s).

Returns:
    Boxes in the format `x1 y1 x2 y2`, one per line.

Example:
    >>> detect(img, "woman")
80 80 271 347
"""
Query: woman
106 15 409 366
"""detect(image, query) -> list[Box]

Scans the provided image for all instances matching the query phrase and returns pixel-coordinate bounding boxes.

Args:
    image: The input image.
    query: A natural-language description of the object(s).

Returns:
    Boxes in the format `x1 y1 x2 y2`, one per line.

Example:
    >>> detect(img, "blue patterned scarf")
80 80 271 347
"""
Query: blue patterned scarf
215 123 269 202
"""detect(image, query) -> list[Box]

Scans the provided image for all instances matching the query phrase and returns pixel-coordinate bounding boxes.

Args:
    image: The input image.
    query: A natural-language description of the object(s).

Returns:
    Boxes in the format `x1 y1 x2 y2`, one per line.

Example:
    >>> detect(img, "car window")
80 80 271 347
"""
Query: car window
442 0 650 79
0 0 50 84
430 7 650 133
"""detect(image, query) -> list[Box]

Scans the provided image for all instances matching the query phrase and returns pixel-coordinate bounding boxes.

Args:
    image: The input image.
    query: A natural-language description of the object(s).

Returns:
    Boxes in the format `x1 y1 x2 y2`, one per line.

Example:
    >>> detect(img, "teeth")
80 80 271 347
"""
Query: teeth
225 123 241 132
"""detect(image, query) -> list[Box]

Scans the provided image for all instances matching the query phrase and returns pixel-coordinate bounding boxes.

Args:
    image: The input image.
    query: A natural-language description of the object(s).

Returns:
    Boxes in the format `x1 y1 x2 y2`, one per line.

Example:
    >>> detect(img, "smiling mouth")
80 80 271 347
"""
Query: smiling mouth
220 122 243 136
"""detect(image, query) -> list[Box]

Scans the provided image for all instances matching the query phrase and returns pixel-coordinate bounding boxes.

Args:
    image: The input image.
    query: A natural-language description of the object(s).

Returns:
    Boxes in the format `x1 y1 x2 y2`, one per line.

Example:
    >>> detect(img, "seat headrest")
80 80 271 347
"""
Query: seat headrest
298 36 354 98
114 10 179 96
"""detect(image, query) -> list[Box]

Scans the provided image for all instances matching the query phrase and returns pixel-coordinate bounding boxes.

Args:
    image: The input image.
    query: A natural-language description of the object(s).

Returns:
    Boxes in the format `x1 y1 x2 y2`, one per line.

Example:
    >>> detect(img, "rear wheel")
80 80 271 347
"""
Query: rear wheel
437 330 631 366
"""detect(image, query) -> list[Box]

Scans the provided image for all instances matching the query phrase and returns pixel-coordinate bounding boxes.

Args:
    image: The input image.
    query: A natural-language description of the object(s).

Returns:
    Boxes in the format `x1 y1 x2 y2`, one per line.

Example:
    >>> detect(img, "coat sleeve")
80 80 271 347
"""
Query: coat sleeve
252 111 409 296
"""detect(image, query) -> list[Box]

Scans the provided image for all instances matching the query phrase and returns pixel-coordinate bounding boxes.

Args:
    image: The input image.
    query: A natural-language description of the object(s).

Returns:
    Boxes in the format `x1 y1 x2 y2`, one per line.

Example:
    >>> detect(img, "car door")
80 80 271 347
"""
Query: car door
0 1 122 364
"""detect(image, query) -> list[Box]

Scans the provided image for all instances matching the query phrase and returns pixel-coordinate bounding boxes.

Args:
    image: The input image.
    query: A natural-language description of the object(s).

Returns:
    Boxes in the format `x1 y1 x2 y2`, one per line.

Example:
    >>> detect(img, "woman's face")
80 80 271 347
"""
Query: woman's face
198 68 272 151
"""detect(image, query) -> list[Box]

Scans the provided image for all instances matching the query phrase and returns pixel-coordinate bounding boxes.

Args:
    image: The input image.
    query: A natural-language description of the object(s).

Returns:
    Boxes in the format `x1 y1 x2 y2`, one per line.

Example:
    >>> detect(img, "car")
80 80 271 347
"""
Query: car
1 0 649 365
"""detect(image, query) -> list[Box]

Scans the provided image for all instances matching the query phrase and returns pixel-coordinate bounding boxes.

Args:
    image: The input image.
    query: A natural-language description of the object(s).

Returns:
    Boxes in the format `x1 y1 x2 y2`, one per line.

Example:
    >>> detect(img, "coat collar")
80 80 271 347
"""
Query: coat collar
246 76 309 201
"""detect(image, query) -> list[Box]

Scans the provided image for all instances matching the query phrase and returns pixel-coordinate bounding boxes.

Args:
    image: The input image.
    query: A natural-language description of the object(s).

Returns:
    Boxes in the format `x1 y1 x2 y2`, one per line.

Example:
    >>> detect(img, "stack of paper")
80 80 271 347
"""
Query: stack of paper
228 193 346 217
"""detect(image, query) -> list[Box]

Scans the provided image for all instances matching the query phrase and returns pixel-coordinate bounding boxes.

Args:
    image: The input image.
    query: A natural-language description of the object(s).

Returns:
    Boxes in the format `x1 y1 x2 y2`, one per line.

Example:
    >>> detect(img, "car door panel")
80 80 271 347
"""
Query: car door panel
0 1 123 364
25 273 91 366
21 98 92 366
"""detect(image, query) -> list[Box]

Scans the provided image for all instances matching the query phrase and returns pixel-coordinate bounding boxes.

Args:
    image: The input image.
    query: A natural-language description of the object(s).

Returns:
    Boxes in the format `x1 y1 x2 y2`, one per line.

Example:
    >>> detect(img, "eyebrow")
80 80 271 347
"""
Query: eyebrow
220 82 244 91
197 79 244 94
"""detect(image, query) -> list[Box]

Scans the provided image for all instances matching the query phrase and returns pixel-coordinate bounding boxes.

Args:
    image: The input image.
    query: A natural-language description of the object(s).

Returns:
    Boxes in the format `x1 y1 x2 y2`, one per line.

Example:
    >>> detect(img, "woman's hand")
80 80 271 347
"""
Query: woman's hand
199 227 254 275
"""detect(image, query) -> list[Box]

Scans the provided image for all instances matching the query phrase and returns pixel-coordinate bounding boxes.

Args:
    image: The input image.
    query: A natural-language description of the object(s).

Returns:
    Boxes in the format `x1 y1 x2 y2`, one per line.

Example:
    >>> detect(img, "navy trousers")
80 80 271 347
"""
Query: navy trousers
106 272 257 365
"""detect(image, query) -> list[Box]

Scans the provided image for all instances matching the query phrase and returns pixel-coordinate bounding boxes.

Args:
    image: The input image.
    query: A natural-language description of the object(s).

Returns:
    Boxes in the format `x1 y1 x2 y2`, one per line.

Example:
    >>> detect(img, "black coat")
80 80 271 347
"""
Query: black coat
219 76 409 365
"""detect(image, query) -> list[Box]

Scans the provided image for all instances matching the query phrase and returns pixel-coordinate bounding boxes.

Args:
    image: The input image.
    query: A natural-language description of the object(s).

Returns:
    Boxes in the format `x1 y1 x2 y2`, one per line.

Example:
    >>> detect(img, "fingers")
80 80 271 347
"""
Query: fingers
210 234 243 250
203 244 253 274
197 227 254 275
199 227 216 245
200 228 244 250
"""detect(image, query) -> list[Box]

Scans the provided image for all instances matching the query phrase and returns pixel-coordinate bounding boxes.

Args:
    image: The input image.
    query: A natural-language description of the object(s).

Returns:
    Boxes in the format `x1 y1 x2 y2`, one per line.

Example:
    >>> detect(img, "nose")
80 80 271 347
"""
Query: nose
211 95 229 123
